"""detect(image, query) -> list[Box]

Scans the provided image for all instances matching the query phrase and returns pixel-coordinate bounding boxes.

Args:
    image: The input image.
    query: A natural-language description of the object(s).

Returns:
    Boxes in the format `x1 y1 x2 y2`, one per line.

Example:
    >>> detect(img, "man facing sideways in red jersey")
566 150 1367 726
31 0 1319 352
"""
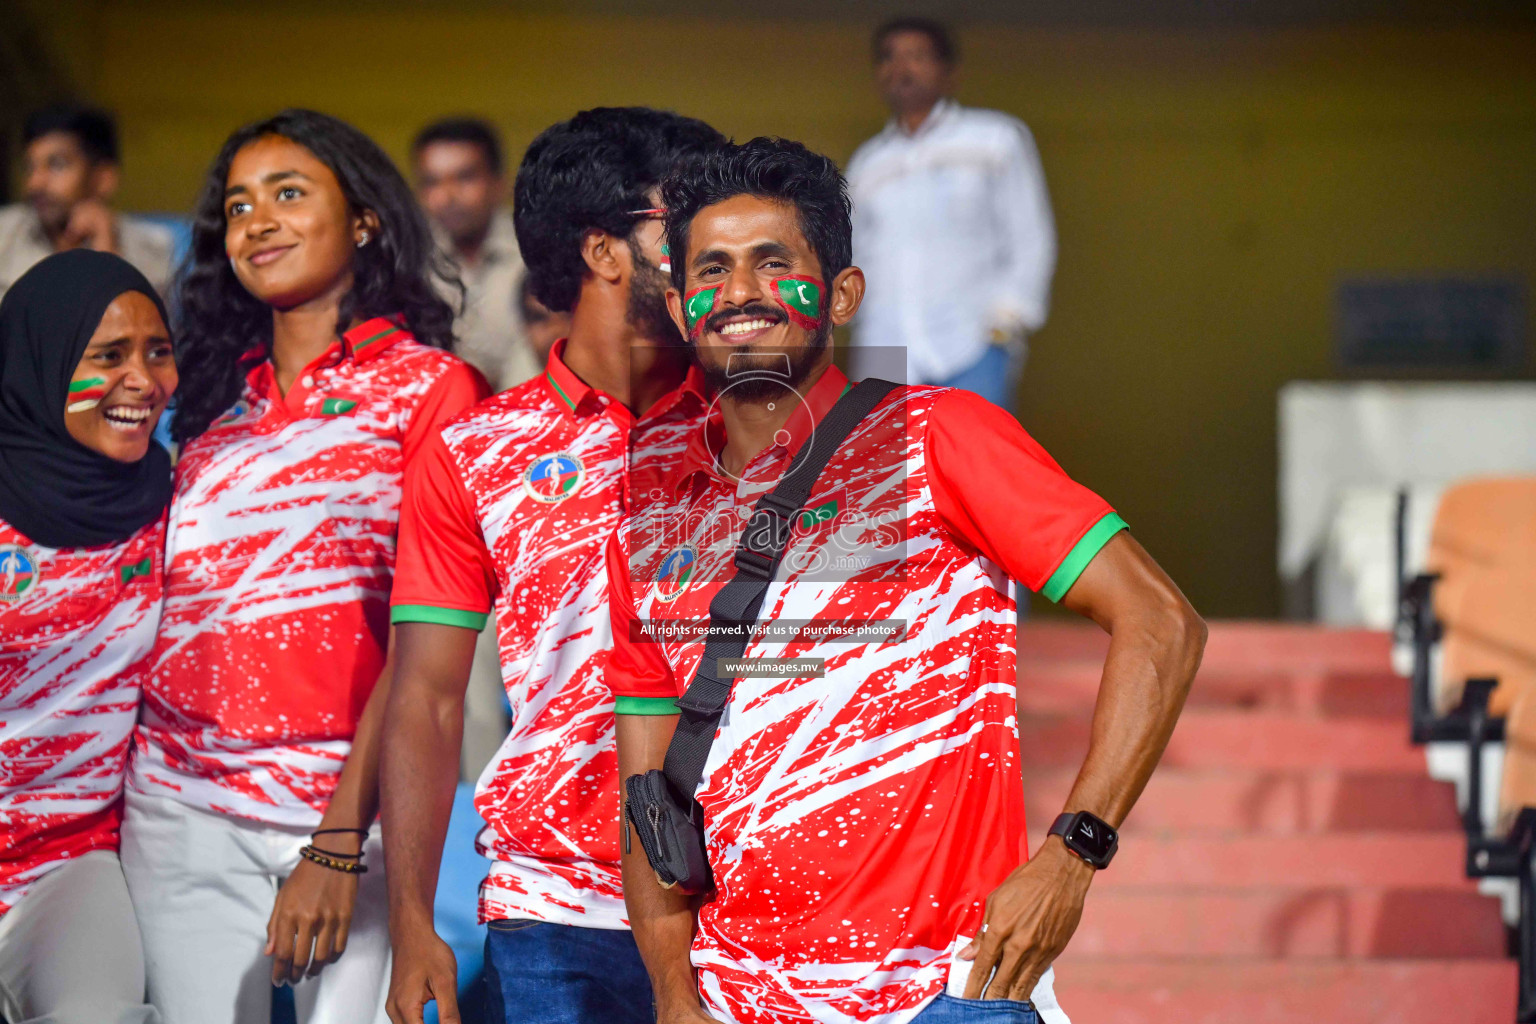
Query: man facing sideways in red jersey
382 108 724 1024
607 138 1207 1024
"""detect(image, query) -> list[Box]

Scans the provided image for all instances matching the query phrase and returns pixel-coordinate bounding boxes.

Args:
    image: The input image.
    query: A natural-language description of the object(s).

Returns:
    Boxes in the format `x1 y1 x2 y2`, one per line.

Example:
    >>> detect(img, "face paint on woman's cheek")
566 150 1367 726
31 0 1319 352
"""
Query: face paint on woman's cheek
773 275 827 332
659 243 671 276
67 376 110 414
683 285 720 340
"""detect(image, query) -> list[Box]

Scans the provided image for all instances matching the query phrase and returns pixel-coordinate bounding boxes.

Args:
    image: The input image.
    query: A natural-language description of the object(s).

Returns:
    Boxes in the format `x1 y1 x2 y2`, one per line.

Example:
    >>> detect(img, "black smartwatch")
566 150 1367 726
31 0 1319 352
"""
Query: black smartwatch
1048 811 1118 869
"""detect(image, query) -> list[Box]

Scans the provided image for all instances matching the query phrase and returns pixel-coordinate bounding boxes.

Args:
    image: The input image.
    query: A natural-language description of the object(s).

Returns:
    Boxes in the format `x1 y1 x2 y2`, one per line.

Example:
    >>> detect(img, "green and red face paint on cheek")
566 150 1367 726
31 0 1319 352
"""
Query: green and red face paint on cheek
773 275 824 332
67 376 110 414
683 285 720 339
682 274 827 340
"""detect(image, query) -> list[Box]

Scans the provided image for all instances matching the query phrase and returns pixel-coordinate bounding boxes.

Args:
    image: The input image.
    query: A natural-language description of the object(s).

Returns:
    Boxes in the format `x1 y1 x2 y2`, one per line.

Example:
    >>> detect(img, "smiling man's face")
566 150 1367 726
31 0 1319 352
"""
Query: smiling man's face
670 195 834 400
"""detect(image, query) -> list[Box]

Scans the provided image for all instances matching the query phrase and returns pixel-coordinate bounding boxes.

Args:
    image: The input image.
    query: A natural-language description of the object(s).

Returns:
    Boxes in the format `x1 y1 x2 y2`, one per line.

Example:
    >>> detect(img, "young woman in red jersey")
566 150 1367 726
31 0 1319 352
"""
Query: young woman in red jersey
0 250 177 1023
121 110 487 1024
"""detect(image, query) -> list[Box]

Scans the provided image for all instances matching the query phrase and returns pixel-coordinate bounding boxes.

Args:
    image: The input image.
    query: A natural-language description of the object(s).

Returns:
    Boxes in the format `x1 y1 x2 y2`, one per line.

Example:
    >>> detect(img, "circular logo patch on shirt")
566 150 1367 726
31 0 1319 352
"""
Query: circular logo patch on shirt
653 545 697 603
523 452 586 504
212 401 249 428
0 546 39 603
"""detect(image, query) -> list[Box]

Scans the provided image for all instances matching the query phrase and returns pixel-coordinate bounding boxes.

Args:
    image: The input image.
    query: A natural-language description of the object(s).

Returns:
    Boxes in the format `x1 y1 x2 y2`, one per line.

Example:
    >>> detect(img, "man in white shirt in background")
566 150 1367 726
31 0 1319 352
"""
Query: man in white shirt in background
0 105 174 301
413 117 541 396
847 17 1056 411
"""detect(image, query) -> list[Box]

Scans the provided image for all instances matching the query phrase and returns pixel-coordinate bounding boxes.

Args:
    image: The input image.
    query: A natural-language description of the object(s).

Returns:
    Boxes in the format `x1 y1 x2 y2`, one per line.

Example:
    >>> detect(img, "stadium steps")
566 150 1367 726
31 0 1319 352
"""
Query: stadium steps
1021 621 1515 1023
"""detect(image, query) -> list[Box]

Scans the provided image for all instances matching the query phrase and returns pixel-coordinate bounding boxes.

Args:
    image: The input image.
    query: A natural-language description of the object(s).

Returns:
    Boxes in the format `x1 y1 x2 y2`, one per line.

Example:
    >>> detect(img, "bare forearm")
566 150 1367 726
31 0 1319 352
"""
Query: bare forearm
622 829 703 1011
958 539 1204 1001
321 645 396 833
615 713 702 1014
381 681 463 933
1065 597 1204 827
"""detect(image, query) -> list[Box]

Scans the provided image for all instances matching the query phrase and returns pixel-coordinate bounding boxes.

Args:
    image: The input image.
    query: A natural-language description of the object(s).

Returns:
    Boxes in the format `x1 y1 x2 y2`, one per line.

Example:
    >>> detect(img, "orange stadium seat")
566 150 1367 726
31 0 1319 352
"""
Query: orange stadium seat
1427 478 1536 718
1421 477 1536 836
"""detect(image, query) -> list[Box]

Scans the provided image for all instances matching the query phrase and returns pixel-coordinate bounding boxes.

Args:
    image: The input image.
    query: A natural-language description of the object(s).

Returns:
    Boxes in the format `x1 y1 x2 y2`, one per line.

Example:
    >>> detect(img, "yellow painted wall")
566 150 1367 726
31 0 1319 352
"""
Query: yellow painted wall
43 5 1536 615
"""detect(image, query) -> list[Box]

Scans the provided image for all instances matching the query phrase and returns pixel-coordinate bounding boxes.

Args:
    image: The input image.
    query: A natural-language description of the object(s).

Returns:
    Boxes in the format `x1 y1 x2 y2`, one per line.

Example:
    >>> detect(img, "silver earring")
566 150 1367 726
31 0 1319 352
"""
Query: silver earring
356 231 370 248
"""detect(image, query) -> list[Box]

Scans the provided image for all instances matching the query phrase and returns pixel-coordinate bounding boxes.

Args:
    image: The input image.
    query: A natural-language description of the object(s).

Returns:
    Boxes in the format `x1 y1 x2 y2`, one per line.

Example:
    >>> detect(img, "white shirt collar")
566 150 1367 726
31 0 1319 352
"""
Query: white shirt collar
885 97 958 141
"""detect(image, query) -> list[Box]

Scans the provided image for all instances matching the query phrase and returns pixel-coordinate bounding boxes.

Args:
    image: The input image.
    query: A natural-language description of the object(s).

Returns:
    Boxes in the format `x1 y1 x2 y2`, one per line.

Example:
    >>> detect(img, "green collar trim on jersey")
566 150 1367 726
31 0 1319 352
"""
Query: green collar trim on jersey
389 604 489 631
350 324 401 355
545 371 578 412
1041 512 1128 603
615 695 681 716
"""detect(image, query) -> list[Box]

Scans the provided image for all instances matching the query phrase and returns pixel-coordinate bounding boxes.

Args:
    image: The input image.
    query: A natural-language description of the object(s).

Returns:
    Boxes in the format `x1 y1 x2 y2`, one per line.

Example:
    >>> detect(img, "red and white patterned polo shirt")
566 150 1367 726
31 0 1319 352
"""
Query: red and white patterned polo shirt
607 364 1123 1024
0 513 164 914
132 317 486 825
391 340 704 928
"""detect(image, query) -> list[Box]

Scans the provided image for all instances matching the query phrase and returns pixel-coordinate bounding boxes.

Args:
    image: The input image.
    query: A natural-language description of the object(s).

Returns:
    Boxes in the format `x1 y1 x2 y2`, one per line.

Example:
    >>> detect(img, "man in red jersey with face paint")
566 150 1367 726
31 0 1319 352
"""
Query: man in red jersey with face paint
607 137 1207 1024
381 108 723 1024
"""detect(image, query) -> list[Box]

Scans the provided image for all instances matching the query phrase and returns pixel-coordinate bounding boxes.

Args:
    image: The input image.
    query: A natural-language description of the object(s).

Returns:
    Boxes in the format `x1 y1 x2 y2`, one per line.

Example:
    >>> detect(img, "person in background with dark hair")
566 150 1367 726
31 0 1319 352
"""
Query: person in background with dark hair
412 117 539 393
608 137 1203 1024
414 118 544 798
846 17 1055 411
382 107 722 1024
0 104 174 299
120 109 488 1024
0 250 177 1024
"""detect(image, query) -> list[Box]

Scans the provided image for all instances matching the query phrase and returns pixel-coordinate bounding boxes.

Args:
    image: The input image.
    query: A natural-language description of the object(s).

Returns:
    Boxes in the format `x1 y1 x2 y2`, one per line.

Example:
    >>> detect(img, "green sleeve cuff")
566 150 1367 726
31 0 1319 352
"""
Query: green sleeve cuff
390 604 489 630
614 696 680 716
1040 513 1128 603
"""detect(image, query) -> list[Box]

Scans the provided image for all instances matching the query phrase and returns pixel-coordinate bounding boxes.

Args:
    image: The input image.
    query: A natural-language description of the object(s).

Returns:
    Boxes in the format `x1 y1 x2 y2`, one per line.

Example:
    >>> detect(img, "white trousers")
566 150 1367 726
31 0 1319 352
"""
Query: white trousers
0 849 158 1024
120 790 390 1024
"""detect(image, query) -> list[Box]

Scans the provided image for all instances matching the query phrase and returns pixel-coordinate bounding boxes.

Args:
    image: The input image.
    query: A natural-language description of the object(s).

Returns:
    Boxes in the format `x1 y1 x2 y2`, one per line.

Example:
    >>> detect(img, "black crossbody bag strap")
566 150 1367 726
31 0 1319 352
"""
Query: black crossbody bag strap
658 378 899 800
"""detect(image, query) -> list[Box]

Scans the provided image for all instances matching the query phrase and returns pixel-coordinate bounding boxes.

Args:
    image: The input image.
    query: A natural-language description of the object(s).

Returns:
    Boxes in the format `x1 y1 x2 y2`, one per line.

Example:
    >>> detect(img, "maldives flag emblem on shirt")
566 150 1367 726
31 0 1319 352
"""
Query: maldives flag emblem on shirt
522 452 585 504
653 545 696 603
797 491 843 532
0 546 37 602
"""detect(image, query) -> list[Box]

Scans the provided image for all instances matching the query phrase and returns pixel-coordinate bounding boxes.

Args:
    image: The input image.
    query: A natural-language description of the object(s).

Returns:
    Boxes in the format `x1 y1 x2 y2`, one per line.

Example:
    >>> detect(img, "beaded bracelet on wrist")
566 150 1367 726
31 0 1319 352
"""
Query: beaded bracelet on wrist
299 844 368 874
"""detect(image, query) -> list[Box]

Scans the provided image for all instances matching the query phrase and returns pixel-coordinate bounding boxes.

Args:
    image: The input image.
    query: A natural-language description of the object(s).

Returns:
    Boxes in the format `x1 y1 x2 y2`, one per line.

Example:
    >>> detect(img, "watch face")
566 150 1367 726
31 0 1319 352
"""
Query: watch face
1069 815 1117 863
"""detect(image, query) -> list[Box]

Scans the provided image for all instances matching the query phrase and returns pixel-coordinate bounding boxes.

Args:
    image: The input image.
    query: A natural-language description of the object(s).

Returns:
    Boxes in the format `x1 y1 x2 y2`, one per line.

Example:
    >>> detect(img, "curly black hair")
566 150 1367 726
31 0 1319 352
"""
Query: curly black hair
512 107 724 314
662 137 853 295
173 108 457 443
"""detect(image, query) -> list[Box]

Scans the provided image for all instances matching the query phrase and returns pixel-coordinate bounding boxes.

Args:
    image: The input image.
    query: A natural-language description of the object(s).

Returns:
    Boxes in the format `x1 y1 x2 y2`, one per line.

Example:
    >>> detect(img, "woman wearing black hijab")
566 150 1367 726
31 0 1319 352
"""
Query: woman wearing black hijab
0 249 176 1024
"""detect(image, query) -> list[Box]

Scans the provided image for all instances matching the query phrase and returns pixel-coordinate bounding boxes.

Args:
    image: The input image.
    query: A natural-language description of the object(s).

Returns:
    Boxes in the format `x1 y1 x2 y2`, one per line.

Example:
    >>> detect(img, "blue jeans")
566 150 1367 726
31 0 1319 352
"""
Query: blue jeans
483 920 652 1024
934 342 1025 411
914 993 1042 1022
